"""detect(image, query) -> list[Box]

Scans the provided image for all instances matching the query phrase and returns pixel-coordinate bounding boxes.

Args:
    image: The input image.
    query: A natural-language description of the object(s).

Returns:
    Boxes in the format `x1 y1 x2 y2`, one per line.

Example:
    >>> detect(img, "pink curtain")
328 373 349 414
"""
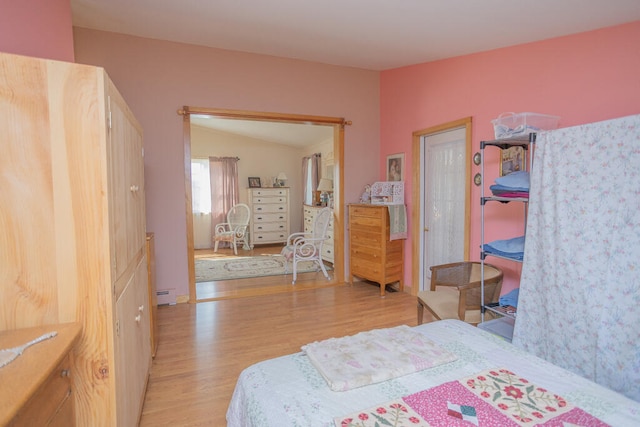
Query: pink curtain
209 157 240 236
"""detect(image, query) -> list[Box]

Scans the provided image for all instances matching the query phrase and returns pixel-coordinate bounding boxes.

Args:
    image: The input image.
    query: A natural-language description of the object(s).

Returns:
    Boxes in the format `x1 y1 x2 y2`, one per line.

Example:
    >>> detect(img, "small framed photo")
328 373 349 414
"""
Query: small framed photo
386 153 404 182
500 146 525 176
248 177 261 188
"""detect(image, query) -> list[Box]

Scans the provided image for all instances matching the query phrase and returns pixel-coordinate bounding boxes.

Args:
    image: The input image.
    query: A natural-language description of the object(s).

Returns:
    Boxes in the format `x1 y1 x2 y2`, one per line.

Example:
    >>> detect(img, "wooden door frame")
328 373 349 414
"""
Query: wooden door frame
411 117 473 295
179 106 348 303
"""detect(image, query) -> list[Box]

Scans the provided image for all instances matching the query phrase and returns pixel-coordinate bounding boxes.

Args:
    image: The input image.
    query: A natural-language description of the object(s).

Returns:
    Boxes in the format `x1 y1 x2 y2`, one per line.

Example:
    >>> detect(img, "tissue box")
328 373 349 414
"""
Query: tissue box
370 181 404 205
492 112 560 139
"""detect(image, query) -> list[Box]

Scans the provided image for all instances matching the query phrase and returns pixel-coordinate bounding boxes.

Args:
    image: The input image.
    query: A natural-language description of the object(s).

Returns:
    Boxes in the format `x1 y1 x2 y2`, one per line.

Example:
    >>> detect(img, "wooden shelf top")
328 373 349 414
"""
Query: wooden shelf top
0 322 82 425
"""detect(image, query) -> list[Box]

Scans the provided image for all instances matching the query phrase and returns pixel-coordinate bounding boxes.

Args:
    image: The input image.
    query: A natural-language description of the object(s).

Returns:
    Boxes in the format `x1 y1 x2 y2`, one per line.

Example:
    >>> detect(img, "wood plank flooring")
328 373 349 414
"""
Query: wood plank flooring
140 282 434 426
196 245 337 301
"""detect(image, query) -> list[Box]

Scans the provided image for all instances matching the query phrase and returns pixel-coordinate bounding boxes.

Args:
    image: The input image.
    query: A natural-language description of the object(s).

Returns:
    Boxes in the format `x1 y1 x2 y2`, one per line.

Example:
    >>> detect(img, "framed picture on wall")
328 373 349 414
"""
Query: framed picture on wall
500 146 525 176
386 153 404 181
248 177 261 188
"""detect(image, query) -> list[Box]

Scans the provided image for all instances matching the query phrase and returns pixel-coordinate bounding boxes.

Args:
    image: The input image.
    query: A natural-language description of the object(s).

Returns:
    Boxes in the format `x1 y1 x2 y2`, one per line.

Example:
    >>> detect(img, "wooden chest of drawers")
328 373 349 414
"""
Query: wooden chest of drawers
248 188 290 246
348 204 404 296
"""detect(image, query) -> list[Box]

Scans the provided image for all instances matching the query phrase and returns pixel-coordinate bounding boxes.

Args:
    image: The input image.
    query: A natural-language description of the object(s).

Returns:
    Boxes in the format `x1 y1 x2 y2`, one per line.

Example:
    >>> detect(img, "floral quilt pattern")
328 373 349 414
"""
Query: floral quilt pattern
302 325 458 392
335 368 607 427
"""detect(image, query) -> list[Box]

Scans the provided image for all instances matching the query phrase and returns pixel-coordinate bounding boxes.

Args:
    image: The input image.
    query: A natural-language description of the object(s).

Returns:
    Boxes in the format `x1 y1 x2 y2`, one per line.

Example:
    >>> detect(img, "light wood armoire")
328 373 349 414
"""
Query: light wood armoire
0 52 151 426
348 204 404 296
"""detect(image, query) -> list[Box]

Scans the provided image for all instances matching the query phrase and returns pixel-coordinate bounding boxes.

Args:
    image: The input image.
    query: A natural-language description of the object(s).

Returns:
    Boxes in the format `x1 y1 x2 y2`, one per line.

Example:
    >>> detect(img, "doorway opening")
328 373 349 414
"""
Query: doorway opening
180 106 349 302
411 117 473 292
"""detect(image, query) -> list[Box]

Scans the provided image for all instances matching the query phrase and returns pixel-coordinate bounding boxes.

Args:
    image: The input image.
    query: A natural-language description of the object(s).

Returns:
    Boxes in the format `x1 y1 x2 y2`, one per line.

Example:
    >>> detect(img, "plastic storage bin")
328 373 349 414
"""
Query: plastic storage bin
492 112 560 139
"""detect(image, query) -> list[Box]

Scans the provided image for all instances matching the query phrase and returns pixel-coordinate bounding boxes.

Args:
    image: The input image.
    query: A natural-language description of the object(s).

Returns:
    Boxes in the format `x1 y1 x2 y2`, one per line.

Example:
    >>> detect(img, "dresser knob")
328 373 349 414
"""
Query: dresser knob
61 369 70 378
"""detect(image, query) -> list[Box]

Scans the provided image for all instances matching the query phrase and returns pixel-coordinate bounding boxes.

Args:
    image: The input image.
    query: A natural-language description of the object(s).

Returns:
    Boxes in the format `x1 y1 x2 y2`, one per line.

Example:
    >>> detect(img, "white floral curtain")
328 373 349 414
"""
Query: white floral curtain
302 153 321 205
512 114 640 401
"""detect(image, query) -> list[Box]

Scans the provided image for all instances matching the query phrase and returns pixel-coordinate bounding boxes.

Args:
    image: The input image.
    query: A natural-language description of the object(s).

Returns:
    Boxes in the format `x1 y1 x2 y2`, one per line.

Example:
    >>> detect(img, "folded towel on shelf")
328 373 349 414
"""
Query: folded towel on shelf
499 288 520 307
495 171 530 190
482 236 525 260
489 190 529 198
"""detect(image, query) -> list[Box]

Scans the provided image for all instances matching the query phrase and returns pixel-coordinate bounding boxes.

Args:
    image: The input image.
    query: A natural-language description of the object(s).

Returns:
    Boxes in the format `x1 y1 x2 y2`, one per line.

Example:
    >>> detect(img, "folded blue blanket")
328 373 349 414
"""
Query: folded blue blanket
494 171 530 190
482 236 525 261
499 288 520 307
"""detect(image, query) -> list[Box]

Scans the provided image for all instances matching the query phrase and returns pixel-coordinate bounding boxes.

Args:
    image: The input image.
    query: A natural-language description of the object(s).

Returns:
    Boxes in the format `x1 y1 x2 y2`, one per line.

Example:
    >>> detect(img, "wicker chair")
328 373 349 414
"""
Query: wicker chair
417 261 503 326
281 207 331 284
213 204 250 255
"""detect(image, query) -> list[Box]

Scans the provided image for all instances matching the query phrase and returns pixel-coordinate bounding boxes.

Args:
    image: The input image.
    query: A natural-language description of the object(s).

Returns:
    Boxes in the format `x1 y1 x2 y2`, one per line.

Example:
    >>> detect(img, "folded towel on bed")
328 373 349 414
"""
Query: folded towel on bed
301 325 457 392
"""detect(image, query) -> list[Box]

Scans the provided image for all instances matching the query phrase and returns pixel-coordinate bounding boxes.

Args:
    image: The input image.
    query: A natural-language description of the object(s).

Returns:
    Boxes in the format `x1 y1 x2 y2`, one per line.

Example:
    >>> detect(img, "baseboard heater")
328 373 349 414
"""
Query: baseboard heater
157 288 177 306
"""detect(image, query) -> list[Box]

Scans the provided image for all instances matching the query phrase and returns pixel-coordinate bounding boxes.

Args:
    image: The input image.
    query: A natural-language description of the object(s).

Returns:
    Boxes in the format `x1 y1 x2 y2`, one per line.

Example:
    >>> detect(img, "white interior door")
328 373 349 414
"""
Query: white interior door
421 127 467 288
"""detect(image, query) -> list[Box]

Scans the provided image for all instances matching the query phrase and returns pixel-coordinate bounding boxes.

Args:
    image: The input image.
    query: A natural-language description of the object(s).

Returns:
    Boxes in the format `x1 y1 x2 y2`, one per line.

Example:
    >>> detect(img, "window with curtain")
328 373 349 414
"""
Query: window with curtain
191 159 212 214
209 156 240 229
191 159 213 249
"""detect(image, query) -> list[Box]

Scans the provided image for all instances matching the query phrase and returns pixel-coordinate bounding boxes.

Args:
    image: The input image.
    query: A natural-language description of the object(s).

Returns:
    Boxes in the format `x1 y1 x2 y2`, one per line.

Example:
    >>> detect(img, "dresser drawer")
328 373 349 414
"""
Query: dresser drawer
252 195 287 204
350 205 384 219
321 245 334 262
349 215 383 229
253 212 287 223
351 244 383 261
253 231 288 243
253 204 287 214
9 355 74 427
252 188 288 197
254 222 287 232
350 230 383 247
351 258 383 277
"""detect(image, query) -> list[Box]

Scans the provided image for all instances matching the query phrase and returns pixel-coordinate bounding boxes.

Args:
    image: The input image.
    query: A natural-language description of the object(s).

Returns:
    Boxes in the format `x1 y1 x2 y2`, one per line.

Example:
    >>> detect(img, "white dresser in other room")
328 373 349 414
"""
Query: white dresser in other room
248 188 290 246
303 204 334 263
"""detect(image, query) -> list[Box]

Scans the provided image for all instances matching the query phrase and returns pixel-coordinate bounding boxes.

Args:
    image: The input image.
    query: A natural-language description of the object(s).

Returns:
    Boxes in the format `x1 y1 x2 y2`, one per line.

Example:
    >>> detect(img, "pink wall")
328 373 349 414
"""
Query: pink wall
73 28 381 299
380 21 640 293
0 0 74 61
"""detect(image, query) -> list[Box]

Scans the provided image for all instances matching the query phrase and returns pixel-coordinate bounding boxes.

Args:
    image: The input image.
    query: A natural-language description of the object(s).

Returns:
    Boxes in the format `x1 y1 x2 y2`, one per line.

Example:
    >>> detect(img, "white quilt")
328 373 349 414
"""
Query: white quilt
227 320 640 427
301 325 457 391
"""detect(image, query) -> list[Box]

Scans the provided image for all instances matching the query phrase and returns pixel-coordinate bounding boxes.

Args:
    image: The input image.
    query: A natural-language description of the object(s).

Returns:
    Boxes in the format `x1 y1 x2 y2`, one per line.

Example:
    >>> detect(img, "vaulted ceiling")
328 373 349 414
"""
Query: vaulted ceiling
71 0 640 71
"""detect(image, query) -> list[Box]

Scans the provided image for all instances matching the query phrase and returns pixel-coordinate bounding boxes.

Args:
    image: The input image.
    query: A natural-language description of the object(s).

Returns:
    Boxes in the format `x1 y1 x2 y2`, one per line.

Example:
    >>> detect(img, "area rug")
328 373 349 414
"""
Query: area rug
195 255 330 282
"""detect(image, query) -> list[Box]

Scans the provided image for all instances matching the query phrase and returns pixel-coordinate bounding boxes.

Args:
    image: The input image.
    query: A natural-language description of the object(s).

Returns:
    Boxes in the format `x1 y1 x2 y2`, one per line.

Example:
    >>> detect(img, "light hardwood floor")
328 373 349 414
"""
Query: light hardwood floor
140 282 434 426
196 245 337 301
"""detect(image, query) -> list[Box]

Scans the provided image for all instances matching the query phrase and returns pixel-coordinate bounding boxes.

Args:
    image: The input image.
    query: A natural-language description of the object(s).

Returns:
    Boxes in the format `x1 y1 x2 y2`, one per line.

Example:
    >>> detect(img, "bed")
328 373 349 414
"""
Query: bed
227 319 640 426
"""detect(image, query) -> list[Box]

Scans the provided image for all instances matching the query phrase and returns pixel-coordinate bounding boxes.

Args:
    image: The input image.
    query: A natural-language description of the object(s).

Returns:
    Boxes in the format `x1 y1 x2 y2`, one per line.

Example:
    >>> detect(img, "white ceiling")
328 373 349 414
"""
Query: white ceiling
191 116 334 148
71 0 640 144
71 0 640 71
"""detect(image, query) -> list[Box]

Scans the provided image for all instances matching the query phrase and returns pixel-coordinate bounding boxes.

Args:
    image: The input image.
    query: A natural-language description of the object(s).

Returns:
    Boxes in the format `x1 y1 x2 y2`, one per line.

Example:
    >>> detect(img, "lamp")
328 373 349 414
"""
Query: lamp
317 178 333 206
276 172 288 187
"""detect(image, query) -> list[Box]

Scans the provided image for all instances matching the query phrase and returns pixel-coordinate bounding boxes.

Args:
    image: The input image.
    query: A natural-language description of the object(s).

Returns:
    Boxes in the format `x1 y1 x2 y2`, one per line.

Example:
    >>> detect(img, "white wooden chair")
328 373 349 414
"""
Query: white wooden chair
213 203 251 255
281 207 331 284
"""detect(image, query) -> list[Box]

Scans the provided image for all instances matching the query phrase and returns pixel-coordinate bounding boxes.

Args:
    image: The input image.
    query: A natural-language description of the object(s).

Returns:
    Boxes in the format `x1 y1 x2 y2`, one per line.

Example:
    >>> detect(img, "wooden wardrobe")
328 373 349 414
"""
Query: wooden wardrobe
0 52 151 426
